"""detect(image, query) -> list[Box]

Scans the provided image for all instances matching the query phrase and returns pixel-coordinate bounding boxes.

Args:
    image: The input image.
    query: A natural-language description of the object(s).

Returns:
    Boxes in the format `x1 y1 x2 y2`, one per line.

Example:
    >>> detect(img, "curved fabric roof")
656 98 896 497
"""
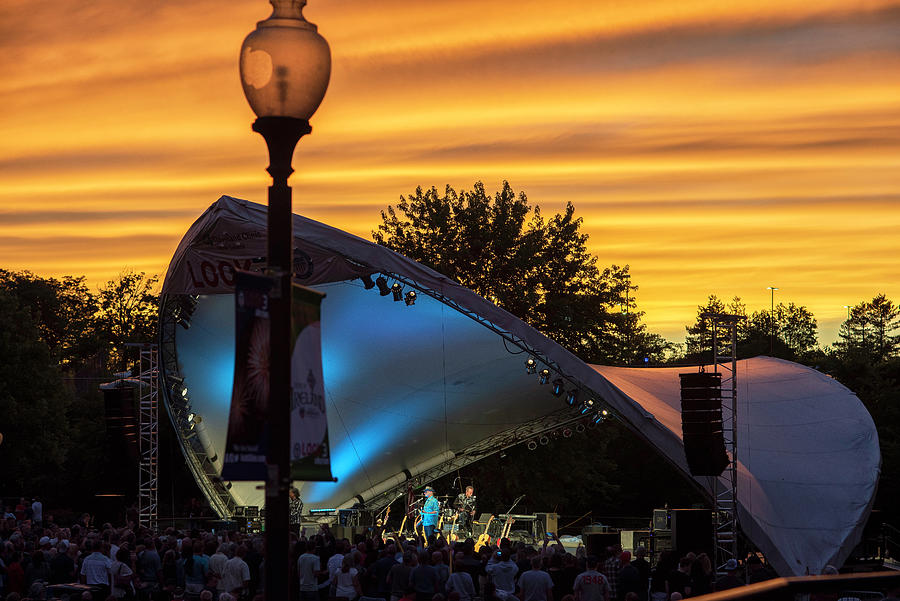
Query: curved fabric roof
160 196 878 577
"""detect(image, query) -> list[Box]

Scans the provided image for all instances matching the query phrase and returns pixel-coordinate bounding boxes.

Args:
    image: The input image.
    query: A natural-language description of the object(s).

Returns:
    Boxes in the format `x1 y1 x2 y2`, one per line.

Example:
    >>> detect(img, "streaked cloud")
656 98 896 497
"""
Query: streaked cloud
1 0 899 345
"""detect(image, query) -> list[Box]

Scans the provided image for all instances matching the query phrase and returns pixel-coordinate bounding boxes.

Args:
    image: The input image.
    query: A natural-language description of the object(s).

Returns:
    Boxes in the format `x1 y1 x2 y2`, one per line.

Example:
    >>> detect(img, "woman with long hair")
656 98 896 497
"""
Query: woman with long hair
334 554 362 601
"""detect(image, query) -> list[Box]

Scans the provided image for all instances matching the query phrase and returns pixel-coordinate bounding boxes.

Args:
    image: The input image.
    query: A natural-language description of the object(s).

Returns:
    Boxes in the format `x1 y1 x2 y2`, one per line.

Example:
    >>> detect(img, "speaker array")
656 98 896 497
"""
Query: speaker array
679 372 729 477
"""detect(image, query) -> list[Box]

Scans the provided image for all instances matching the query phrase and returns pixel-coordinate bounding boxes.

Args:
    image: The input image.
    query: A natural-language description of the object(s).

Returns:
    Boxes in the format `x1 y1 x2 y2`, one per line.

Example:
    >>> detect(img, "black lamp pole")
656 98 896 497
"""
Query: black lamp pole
254 115 311 600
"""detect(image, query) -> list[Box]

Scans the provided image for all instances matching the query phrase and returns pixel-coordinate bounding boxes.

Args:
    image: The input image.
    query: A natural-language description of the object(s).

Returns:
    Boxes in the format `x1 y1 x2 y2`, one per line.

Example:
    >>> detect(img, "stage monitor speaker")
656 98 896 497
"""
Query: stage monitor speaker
680 372 729 476
670 509 713 558
582 531 620 557
535 512 559 537
652 509 669 531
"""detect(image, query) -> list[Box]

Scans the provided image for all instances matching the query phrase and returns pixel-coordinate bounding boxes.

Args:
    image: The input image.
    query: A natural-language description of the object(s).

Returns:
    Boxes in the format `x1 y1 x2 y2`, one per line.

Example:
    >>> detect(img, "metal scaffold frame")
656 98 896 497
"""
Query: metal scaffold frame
136 344 159 530
701 312 743 568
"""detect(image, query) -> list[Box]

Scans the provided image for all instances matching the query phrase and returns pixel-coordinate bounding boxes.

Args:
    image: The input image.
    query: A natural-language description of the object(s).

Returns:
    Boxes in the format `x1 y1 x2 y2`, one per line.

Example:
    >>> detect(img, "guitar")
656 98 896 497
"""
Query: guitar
473 514 495 552
498 516 515 546
378 506 391 544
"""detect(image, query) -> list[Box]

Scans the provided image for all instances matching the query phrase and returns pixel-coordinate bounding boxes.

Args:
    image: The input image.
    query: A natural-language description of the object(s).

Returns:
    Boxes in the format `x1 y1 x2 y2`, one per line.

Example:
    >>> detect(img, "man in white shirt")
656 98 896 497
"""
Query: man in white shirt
31 498 43 527
485 549 518 599
518 557 554 601
80 540 112 595
298 540 323 601
208 543 230 595
221 545 251 596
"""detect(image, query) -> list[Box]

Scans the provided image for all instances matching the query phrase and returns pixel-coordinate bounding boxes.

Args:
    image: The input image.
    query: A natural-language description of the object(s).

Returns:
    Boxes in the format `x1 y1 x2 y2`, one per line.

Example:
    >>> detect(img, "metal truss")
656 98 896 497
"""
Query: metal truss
134 344 160 531
362 409 594 512
701 312 743 568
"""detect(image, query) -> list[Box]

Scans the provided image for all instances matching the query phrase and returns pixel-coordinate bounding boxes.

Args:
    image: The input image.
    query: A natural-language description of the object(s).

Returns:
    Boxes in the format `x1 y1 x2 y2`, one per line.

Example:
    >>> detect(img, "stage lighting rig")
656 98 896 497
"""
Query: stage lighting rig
580 398 595 414
539 435 550 446
405 291 416 306
376 276 391 296
391 283 403 301
525 357 537 374
551 379 564 397
539 369 551 385
526 440 538 451
360 274 376 289
565 389 578 406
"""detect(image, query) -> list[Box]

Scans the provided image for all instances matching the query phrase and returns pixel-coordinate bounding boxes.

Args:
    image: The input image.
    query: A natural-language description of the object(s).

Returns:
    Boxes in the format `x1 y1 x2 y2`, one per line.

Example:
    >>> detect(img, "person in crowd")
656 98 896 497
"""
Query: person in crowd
519 555 555 601
445 554 475 601
49 541 75 584
371 544 398 601
220 545 250 599
602 547 621 601
110 547 136 600
297 540 323 601
409 551 438 601
618 552 641 601
388 551 416 601
665 557 692 600
485 548 517 601
24 551 49 589
431 552 449 596
628 549 649 601
689 553 713 597
713 559 743 591
573 555 609 601
207 544 228 598
334 555 361 601
81 539 112 599
178 539 208 597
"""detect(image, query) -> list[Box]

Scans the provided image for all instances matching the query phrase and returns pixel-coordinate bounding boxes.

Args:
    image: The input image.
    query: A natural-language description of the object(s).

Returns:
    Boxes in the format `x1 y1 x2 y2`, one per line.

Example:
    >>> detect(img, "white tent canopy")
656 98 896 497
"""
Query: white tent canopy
160 196 879 577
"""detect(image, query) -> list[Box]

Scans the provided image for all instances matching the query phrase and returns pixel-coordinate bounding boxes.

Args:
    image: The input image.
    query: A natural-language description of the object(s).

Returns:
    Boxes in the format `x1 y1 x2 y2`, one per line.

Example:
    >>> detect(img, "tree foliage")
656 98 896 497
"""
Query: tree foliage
374 181 667 364
0 288 72 493
97 270 159 369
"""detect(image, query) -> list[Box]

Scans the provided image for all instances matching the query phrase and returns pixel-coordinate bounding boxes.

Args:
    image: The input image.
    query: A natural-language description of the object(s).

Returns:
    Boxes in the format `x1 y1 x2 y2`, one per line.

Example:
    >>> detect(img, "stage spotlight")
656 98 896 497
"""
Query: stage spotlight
551 379 564 397
181 387 188 398
392 283 403 301
376 276 391 296
405 291 417 306
526 440 538 451
593 411 606 424
539 369 551 385
565 389 578 406
575 423 586 433
539 435 550 446
187 412 196 423
562 428 572 438
601 409 609 417
360 274 376 290
525 357 537 374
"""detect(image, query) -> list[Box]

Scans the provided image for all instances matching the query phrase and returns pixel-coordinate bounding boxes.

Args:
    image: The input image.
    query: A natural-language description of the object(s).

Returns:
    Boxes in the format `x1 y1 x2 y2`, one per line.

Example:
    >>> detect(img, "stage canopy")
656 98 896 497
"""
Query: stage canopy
160 196 879 577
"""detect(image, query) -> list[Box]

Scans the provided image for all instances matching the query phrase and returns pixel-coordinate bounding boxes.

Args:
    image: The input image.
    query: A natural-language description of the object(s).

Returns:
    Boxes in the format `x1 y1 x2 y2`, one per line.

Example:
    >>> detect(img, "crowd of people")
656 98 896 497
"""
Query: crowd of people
0 498 779 601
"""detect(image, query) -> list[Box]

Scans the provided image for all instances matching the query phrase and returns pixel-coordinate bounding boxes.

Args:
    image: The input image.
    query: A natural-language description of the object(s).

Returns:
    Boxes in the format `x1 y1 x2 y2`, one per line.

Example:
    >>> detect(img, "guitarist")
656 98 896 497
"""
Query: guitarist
419 486 441 540
454 486 477 537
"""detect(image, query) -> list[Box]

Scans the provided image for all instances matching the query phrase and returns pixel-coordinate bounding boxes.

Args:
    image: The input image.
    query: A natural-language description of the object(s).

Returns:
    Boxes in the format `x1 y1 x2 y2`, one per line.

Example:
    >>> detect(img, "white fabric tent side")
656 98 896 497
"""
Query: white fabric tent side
591 358 880 576
159 196 880 577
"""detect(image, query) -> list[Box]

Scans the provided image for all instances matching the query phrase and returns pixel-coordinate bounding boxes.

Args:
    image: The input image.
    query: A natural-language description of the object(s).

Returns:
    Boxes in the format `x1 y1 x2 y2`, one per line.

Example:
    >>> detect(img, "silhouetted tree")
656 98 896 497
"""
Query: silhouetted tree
97 270 159 369
374 181 665 364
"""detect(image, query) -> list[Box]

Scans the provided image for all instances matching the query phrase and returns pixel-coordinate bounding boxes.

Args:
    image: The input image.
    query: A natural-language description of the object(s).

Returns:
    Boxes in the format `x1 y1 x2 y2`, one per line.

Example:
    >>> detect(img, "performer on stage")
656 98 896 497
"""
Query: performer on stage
420 486 440 539
289 487 303 533
455 485 477 536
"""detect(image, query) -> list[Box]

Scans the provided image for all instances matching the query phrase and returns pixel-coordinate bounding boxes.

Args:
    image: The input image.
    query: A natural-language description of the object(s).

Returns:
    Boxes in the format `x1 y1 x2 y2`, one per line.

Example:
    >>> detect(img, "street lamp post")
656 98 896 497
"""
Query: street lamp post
239 1 330 597
767 286 778 355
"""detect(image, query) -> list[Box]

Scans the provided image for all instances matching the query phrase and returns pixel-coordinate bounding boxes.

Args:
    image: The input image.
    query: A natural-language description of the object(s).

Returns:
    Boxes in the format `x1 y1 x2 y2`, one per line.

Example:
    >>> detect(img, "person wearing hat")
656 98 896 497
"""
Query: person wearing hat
714 559 743 591
419 487 440 540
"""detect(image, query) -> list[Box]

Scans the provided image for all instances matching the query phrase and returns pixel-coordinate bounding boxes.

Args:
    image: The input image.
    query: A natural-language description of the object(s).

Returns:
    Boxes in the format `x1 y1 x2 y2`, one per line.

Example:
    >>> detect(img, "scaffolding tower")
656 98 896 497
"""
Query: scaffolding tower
133 343 159 531
700 312 743 568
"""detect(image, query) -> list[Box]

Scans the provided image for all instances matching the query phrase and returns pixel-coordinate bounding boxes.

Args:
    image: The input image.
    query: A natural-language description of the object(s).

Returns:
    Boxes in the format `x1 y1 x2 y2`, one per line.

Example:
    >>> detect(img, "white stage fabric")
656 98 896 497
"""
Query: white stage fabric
161 196 879 577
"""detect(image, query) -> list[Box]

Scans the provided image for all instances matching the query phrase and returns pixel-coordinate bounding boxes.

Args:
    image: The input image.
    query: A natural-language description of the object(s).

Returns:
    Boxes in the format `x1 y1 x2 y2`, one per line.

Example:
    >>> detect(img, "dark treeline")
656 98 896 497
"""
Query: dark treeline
0 269 200 518
2 182 898 524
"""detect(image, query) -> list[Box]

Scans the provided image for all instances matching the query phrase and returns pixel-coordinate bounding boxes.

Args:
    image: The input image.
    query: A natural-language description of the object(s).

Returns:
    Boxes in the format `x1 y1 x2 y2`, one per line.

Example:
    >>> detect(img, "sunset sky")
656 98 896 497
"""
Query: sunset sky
1 0 898 345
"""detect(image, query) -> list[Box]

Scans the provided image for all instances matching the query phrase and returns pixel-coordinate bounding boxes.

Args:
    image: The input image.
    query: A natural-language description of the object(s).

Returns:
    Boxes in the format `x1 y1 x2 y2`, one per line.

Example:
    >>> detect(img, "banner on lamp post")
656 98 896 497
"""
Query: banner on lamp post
222 270 273 481
289 284 334 482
